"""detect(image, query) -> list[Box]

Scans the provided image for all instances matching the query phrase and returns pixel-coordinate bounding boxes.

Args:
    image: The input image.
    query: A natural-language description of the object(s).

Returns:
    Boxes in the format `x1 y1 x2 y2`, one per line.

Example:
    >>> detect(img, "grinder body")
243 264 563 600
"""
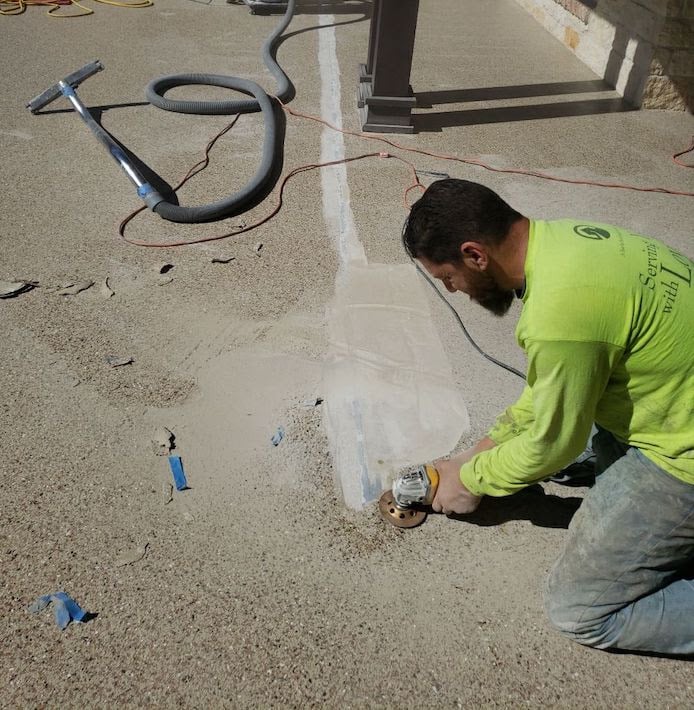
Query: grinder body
378 464 440 528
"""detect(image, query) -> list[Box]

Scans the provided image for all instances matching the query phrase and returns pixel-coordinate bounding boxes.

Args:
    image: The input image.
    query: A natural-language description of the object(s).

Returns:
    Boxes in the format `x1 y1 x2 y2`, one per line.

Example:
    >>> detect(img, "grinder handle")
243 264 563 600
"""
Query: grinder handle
423 464 440 506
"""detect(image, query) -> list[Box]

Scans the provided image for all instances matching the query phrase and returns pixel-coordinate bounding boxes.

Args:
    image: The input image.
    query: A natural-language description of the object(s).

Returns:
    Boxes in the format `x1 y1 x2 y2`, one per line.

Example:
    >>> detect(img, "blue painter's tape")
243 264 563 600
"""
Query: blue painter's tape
137 183 154 198
61 84 77 100
53 598 71 630
169 456 188 491
53 592 87 623
29 592 88 629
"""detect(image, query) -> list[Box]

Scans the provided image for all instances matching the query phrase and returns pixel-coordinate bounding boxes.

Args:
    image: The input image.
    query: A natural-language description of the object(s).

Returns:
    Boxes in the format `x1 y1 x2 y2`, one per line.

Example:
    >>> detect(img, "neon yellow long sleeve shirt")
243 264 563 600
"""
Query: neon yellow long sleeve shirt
460 219 694 496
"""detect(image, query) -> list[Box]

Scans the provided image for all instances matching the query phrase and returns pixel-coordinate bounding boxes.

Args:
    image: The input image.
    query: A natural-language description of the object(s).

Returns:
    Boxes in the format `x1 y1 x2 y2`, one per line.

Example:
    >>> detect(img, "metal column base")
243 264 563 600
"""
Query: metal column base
240 0 288 14
358 64 416 134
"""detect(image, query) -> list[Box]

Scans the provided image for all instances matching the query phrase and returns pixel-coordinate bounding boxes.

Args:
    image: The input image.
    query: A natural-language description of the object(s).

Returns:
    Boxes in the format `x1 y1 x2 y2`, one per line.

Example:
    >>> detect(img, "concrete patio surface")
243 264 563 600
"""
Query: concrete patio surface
1 0 692 706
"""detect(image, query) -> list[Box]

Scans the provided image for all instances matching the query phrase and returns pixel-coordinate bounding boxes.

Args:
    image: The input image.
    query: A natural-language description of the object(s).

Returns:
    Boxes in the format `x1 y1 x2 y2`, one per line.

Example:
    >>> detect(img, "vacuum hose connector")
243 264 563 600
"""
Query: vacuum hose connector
144 0 296 223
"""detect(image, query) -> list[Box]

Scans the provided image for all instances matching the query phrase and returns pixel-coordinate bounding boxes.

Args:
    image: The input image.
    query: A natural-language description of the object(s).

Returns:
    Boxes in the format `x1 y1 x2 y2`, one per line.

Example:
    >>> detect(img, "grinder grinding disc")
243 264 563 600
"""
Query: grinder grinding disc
378 490 428 528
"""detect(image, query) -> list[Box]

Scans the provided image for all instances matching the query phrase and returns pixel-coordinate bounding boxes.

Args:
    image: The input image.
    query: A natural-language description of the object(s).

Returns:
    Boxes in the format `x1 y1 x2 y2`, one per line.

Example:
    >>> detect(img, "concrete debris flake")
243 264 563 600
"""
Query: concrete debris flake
153 426 175 456
100 277 114 298
56 280 94 296
301 397 323 408
254 242 263 255
114 543 149 568
271 426 285 446
162 482 174 505
158 263 174 274
211 256 235 264
105 355 134 367
0 280 35 298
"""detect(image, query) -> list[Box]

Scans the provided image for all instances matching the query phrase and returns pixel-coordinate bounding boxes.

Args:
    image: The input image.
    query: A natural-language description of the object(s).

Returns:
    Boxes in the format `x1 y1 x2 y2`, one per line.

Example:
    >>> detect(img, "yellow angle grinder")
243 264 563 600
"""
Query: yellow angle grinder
378 464 439 528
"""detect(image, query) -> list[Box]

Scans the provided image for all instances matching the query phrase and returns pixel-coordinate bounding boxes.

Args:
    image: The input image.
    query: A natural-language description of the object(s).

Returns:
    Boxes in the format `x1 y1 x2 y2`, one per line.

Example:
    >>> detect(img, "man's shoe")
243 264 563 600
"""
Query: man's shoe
549 442 597 487
549 460 596 487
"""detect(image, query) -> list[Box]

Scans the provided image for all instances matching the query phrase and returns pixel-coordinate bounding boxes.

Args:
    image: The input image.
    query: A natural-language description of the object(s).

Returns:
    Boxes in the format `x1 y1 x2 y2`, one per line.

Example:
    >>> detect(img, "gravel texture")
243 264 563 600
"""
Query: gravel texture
2 0 693 707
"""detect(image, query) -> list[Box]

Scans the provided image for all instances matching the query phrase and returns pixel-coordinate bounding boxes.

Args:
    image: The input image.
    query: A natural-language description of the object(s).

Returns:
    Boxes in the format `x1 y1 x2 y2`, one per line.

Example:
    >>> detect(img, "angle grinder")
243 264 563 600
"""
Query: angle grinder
378 464 439 528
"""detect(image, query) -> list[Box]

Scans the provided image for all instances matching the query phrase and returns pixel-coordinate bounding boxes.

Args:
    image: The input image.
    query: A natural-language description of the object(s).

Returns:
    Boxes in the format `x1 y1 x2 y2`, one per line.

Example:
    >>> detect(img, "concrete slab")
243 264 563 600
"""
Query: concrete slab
1 0 693 706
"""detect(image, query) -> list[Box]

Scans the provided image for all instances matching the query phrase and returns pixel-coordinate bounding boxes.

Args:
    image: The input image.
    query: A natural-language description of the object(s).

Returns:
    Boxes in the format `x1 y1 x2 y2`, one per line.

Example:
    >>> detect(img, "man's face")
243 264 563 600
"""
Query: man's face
418 256 514 317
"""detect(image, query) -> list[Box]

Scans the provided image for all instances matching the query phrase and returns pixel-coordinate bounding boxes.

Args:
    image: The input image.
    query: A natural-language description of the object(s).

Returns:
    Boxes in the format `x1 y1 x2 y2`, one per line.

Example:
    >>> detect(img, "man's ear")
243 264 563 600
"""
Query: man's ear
459 241 488 271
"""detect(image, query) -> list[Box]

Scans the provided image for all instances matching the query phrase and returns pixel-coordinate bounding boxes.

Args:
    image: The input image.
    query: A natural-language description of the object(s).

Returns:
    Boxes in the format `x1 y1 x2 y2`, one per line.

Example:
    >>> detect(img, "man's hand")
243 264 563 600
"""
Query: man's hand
431 438 495 515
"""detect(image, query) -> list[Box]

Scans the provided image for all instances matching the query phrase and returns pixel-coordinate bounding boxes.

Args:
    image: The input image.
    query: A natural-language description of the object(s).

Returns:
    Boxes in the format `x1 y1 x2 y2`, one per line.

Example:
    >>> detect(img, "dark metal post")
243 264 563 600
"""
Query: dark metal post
360 0 381 82
358 0 419 133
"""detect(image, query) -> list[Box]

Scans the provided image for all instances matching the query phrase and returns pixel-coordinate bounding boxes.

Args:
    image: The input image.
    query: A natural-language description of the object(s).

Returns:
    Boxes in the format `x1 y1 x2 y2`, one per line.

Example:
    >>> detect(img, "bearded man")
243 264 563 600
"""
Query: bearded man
403 178 694 656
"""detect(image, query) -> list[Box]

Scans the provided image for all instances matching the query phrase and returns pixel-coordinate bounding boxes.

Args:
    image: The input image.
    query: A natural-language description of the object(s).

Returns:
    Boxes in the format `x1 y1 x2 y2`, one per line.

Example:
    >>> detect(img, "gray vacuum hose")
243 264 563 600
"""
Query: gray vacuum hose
145 0 295 223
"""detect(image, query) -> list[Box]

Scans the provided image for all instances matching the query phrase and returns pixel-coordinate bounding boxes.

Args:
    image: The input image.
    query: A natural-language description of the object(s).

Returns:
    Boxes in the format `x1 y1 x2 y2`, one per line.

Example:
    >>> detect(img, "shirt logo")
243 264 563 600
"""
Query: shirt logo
573 225 611 240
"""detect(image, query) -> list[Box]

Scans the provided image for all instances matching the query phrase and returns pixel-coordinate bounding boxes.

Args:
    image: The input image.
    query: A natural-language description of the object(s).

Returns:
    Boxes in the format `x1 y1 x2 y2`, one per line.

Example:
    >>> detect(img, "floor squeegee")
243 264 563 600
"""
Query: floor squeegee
26 60 165 212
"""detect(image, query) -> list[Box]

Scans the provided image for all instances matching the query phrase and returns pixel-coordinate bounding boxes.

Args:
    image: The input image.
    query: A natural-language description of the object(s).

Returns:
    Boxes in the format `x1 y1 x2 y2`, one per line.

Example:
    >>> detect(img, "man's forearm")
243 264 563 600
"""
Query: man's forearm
469 436 497 458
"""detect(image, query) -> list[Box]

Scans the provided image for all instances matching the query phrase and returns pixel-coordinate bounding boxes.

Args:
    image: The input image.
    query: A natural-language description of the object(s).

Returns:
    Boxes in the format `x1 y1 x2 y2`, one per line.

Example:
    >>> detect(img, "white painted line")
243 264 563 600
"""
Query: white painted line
318 14 366 268
318 14 371 508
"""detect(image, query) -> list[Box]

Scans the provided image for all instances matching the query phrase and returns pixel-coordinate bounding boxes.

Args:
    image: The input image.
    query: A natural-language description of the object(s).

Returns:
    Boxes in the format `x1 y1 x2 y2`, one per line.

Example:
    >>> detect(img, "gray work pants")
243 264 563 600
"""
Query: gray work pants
544 428 694 655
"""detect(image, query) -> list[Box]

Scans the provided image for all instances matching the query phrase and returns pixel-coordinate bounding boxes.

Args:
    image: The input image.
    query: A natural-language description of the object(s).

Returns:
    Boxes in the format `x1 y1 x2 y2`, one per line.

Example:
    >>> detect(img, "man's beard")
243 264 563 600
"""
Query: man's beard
469 271 515 316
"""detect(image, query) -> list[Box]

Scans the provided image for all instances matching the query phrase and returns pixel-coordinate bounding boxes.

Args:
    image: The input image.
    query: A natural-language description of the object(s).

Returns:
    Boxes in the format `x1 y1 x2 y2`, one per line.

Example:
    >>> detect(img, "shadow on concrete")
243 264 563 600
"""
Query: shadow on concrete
278 6 370 47
416 79 614 106
294 0 371 14
228 0 371 14
34 97 288 219
33 101 178 203
35 100 150 116
449 484 582 530
414 96 634 131
99 125 180 207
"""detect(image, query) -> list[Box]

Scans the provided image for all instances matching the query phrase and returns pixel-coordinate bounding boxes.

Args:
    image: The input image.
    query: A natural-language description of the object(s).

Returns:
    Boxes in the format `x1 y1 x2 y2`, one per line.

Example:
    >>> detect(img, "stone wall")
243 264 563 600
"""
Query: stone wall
512 0 694 111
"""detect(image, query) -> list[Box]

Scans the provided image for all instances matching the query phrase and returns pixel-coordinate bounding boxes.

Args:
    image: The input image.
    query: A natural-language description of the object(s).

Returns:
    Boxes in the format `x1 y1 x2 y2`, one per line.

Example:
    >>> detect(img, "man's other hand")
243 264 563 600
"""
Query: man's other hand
432 444 490 515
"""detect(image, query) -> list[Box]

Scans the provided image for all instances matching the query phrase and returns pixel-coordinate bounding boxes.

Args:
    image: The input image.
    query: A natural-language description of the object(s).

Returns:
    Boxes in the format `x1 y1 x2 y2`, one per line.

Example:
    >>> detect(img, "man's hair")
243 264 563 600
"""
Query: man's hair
403 179 523 264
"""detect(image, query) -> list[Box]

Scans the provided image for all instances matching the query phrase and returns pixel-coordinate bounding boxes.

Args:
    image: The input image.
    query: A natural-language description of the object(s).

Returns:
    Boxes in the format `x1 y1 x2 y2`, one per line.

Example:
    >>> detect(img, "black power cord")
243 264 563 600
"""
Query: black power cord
401 218 526 382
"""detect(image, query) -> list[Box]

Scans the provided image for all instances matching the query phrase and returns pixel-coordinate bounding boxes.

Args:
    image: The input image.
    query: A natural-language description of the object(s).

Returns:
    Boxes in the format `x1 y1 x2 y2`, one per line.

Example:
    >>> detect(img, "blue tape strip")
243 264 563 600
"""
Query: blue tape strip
54 592 87 623
53 598 71 630
168 456 188 491
137 183 154 198
29 592 88 629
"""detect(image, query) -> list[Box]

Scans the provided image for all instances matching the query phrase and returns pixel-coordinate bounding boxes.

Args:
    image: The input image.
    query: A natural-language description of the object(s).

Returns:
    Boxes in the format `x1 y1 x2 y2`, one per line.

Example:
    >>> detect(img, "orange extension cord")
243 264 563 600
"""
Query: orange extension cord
118 100 694 248
673 136 694 168
0 0 151 17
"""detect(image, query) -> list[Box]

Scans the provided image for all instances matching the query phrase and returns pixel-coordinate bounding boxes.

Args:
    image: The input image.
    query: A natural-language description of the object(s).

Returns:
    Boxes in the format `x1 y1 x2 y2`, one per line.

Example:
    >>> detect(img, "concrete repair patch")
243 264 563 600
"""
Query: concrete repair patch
323 262 470 510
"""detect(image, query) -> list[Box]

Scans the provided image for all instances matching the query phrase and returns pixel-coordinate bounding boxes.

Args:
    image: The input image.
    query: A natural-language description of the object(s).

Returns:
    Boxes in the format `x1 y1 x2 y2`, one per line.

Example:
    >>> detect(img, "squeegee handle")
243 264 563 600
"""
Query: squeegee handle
58 81 164 210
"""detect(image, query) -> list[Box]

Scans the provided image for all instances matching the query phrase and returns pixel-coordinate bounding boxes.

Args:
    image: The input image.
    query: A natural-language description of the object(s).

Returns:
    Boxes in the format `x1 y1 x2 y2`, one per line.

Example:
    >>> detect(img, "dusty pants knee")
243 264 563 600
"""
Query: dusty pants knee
543 445 694 655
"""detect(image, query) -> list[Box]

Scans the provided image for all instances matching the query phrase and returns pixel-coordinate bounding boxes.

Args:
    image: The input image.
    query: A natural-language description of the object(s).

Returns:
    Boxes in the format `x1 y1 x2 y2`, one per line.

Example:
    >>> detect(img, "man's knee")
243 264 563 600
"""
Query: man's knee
544 568 616 650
